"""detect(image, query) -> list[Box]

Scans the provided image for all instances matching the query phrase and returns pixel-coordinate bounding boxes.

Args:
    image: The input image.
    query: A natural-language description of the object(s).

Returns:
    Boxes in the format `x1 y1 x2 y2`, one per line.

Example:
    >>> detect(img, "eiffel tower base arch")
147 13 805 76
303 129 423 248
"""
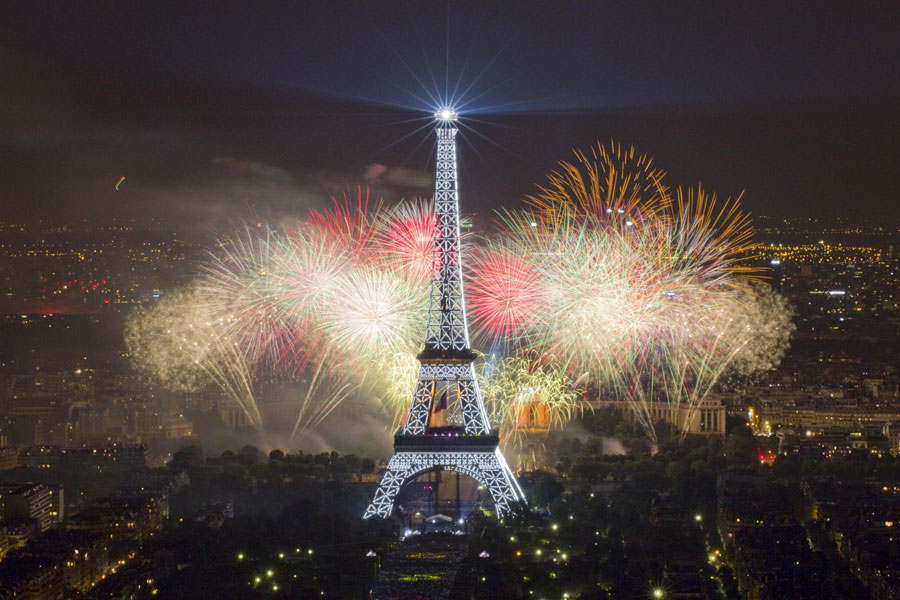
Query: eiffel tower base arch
363 438 525 519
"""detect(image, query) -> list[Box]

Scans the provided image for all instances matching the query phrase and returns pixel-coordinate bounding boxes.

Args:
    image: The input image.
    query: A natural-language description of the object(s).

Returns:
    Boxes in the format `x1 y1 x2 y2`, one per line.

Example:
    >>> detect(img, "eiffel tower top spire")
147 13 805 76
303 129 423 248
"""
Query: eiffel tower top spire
420 108 475 360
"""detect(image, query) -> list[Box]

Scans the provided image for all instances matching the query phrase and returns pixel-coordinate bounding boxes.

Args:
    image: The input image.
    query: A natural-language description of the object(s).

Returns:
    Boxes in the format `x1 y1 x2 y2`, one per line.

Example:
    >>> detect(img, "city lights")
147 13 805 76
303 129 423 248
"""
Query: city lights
2 5 897 600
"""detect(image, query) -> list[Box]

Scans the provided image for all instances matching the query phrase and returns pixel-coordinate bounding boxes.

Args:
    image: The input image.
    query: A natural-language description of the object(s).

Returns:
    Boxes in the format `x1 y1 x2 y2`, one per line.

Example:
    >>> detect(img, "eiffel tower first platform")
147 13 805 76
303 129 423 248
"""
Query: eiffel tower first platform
363 109 526 520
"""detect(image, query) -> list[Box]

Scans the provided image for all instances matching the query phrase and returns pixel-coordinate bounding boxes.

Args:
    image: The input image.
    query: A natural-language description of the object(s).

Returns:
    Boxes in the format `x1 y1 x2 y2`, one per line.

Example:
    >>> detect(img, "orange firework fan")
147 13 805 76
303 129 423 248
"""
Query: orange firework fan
667 185 763 287
525 140 670 223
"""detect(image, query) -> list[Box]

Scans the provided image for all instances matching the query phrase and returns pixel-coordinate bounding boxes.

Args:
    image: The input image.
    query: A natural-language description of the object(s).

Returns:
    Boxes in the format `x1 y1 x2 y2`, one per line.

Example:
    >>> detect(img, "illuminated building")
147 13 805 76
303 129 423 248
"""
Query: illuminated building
0 448 18 472
364 110 525 519
591 397 726 436
65 492 166 543
0 484 54 532
509 396 554 471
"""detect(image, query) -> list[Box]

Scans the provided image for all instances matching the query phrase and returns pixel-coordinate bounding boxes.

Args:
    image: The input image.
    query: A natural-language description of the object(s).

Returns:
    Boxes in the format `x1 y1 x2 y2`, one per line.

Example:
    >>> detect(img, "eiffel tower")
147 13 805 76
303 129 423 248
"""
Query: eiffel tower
363 109 526 519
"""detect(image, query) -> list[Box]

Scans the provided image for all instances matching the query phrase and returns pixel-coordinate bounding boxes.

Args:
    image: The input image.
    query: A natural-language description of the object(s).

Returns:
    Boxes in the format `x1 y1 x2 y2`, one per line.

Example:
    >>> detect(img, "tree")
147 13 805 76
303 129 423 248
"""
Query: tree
529 470 564 506
572 457 606 482
269 449 285 461
724 424 756 465
237 445 262 465
342 454 361 472
171 445 204 469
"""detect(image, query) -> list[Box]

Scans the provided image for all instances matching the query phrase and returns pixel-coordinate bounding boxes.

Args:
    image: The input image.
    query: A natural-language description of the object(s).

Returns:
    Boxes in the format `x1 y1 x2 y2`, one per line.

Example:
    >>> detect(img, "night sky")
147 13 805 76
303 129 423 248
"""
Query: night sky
2 1 899 229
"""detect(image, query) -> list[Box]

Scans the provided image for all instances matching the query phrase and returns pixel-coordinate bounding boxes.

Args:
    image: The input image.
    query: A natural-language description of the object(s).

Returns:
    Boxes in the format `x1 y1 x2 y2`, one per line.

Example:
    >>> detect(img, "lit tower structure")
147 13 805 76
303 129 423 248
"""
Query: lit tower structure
364 109 526 519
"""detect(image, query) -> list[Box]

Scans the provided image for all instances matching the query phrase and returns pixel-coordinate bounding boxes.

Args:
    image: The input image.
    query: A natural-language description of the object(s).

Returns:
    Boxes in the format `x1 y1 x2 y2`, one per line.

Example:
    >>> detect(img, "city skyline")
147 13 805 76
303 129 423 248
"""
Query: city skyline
2 3 900 599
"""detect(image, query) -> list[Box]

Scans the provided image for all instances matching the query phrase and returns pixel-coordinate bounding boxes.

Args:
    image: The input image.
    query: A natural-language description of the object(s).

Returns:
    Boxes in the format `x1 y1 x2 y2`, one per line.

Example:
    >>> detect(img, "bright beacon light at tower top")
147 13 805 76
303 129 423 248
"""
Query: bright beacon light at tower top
435 107 458 121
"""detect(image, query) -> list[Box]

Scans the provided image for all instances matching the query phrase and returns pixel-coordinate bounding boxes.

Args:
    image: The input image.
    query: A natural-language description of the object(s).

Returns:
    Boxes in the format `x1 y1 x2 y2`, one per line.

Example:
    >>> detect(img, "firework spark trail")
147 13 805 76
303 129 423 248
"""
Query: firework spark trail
376 198 436 281
524 141 668 223
128 141 792 448
289 357 359 442
605 285 793 443
479 355 583 448
466 242 546 340
468 141 793 443
306 186 384 256
475 207 677 376
127 195 436 441
321 267 426 360
369 351 420 427
261 227 356 372
196 226 283 371
125 288 265 436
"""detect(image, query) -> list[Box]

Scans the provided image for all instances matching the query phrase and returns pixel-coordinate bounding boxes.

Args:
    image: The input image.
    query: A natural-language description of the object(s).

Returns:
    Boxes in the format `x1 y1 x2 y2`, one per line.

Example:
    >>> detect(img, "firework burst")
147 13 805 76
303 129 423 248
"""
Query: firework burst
479 355 584 448
470 142 794 443
127 195 434 443
525 140 669 223
127 141 793 448
126 287 265 435
377 198 436 281
466 242 546 340
321 267 426 359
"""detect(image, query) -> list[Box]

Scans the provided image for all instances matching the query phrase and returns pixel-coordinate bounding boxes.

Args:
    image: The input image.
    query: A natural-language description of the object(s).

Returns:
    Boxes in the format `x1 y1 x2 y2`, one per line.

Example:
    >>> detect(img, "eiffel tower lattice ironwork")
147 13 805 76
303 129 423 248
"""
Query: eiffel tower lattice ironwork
363 109 526 519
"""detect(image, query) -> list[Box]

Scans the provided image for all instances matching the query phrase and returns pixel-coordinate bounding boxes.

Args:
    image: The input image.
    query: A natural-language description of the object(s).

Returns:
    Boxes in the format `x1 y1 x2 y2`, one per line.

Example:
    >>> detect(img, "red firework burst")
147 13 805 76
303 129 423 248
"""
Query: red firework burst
467 246 545 339
377 199 436 282
306 186 383 256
